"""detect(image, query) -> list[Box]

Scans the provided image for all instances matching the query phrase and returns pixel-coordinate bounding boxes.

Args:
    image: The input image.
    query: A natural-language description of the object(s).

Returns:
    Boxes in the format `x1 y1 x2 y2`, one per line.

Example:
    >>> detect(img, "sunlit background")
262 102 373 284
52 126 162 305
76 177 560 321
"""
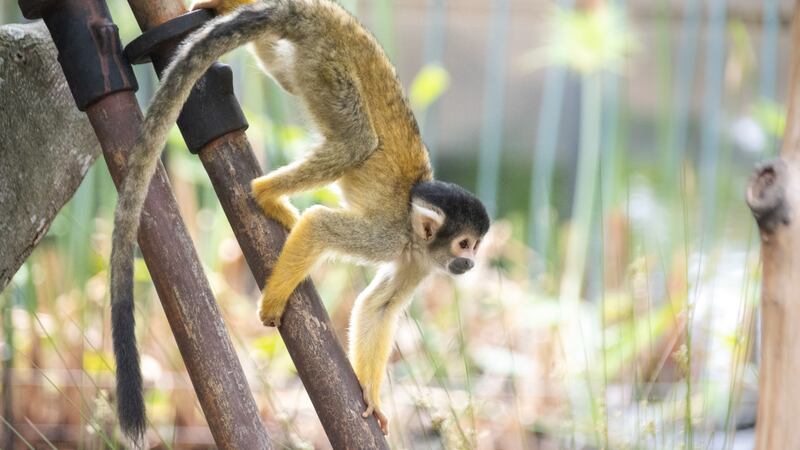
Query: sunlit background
0 0 791 448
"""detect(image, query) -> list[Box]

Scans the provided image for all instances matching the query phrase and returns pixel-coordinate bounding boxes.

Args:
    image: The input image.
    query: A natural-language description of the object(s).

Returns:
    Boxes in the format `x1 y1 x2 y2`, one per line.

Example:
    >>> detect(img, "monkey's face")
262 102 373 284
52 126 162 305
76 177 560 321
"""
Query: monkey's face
411 181 490 275
426 231 483 275
446 233 482 275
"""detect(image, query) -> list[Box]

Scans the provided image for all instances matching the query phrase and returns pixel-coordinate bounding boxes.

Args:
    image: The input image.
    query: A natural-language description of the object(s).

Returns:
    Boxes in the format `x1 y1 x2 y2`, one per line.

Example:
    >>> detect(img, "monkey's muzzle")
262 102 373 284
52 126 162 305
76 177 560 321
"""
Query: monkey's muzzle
448 257 474 275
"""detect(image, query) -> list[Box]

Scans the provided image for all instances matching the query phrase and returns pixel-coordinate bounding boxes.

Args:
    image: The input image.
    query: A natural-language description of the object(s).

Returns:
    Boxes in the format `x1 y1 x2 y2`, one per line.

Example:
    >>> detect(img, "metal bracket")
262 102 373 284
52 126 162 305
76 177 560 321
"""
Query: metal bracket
19 0 138 111
125 10 249 153
125 9 212 64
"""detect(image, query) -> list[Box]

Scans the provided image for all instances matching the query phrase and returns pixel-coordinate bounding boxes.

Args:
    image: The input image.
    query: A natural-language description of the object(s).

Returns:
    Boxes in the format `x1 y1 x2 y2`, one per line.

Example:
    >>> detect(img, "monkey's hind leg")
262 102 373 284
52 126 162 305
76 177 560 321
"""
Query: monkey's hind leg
251 132 376 230
251 37 298 95
251 57 377 228
251 183 300 231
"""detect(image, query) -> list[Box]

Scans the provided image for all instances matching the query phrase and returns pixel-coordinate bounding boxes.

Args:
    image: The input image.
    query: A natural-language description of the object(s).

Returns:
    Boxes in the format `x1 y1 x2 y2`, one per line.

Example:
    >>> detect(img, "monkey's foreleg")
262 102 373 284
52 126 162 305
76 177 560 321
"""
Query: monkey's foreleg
251 37 298 95
258 208 324 326
259 206 396 325
259 205 357 325
348 264 426 435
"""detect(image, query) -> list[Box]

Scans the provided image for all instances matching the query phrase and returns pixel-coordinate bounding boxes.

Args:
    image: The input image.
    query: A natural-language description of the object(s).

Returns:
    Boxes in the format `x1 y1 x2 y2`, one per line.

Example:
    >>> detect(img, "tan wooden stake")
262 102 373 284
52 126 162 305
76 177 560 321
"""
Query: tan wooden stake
747 3 800 449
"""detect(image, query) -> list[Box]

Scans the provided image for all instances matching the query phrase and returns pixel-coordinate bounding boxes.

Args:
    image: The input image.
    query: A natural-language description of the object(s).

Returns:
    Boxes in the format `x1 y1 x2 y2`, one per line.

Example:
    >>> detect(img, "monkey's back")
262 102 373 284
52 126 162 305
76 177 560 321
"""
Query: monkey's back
311 1 433 215
267 0 432 215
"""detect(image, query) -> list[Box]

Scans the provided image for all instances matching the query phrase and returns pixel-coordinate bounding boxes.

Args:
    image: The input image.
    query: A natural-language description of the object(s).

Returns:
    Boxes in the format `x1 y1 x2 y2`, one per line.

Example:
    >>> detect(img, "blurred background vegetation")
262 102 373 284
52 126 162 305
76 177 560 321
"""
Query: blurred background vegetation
0 0 791 448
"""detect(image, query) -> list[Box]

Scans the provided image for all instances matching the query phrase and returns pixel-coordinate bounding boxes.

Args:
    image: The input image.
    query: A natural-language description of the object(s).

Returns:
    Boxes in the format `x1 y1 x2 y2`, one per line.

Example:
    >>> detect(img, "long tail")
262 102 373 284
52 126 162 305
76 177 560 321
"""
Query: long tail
109 1 296 444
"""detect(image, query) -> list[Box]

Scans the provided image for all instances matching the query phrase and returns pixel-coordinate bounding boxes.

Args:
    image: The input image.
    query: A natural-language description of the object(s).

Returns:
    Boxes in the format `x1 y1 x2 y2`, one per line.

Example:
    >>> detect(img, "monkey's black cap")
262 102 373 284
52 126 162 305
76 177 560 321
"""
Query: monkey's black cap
411 180 490 240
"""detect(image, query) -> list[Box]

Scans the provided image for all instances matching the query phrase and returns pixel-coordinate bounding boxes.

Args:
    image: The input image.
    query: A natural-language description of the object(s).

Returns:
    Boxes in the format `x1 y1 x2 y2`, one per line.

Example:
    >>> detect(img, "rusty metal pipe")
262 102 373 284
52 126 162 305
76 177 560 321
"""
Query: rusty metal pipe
124 0 389 446
86 94 272 450
199 133 390 448
17 0 272 447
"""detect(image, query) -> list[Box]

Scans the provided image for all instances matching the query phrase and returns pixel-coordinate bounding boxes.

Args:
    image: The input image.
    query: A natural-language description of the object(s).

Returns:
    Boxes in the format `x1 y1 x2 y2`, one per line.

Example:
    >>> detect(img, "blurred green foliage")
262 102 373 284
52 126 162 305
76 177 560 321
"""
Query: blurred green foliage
0 0 783 448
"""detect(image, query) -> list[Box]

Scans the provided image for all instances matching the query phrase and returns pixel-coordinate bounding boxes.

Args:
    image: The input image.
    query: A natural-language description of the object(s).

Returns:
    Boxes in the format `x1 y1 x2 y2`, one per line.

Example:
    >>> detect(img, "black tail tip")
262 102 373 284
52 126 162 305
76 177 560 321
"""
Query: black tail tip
119 410 147 448
117 382 147 447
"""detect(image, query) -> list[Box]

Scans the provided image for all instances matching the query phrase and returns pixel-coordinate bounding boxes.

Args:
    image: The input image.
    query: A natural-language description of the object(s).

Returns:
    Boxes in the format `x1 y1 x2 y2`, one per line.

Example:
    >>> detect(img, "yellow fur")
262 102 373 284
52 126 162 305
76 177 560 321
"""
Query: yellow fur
192 0 447 432
348 264 425 417
258 207 324 325
251 175 299 230
350 299 402 409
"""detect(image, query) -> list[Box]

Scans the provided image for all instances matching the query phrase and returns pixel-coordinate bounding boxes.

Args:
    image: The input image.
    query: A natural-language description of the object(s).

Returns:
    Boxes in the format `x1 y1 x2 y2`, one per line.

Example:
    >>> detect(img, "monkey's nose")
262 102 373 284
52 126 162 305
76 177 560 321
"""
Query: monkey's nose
449 257 474 274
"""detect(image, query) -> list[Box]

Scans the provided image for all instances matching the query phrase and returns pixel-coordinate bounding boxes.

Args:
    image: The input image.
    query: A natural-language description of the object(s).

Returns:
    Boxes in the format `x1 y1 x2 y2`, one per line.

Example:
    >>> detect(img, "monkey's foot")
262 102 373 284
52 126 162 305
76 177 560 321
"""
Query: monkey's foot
253 195 299 231
362 388 389 435
265 201 299 231
258 292 288 327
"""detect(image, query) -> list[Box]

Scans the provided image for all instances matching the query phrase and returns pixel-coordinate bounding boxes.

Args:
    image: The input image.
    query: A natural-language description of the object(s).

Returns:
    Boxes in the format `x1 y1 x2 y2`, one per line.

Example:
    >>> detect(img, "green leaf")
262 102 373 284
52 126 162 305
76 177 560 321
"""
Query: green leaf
133 257 151 283
523 5 636 74
252 333 285 358
752 98 786 138
410 64 451 111
83 350 114 373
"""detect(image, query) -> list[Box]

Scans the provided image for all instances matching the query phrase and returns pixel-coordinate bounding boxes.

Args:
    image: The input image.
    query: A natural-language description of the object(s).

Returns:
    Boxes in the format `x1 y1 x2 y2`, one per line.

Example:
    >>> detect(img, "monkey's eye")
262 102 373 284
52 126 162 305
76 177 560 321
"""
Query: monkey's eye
459 239 469 249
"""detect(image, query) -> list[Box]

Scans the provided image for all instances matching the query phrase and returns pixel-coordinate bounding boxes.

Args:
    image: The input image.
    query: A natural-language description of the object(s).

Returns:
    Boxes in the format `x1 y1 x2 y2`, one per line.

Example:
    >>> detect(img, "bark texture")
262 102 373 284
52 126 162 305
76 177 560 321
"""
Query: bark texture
0 21 100 290
747 2 800 449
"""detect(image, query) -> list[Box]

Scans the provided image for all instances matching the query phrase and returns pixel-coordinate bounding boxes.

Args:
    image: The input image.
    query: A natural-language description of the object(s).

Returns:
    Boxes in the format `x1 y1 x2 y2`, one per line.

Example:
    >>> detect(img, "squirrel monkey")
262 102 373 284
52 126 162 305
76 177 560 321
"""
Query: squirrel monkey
110 0 489 441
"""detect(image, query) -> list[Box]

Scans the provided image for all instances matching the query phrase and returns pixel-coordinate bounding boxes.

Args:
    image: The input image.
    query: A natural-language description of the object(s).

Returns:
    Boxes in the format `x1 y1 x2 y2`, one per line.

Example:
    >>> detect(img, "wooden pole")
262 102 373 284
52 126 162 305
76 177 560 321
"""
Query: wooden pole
747 2 800 449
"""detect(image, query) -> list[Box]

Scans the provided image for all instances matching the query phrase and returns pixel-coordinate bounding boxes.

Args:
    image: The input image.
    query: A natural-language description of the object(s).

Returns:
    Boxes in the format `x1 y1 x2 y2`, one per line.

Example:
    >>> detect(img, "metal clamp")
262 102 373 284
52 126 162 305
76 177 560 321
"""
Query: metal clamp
125 9 212 64
124 9 249 153
19 0 138 111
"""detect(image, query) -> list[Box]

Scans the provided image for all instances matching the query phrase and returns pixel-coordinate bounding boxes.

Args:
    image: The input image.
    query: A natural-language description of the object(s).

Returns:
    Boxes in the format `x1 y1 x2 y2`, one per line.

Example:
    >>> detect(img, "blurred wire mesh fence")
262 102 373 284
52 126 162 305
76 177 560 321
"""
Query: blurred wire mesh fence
0 0 791 448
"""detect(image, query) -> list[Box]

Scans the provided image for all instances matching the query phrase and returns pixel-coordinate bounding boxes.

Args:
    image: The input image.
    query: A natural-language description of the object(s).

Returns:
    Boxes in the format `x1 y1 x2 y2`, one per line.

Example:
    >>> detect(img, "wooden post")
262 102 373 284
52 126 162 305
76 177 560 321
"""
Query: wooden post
746 2 800 449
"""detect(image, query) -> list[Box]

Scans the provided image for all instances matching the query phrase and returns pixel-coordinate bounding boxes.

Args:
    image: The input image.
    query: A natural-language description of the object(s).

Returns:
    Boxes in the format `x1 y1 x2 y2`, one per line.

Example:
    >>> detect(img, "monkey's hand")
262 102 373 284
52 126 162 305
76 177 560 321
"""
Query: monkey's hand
361 381 389 435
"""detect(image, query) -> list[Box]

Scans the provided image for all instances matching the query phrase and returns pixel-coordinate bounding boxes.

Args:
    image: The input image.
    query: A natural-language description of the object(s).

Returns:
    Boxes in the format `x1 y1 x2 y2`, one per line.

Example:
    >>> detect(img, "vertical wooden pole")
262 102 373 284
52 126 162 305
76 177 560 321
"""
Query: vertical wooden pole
747 2 800 449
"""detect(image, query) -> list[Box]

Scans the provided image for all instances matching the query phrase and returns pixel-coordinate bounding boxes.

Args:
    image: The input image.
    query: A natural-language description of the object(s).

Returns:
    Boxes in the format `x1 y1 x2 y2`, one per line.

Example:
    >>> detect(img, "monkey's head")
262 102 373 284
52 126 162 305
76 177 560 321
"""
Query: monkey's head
410 181 490 275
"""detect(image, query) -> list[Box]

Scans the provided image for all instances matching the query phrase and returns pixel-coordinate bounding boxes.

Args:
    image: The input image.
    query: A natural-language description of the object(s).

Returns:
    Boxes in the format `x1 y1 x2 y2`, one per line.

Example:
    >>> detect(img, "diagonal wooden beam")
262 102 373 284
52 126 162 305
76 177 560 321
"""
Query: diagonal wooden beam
17 0 272 447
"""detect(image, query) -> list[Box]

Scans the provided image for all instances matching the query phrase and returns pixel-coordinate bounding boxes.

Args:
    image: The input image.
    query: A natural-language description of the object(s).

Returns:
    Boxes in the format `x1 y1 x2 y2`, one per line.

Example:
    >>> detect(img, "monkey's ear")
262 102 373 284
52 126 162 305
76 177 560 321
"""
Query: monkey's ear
411 201 444 241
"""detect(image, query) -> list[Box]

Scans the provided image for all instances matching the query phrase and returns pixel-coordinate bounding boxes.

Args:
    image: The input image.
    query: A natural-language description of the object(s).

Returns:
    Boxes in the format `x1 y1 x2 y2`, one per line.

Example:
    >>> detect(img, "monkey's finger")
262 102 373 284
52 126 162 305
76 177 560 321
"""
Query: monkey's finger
362 404 374 418
374 409 389 435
